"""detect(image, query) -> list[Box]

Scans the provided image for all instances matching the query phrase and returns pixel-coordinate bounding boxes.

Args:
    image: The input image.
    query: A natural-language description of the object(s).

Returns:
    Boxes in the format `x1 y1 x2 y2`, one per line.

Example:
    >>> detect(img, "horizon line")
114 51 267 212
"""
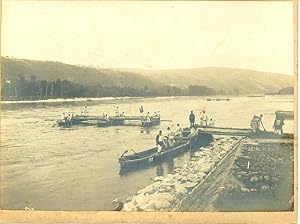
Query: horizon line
1 55 294 76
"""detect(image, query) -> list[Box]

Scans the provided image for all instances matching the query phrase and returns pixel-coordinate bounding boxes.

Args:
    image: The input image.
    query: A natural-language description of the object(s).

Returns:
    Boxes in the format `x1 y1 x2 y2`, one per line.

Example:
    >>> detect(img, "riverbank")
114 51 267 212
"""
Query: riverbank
122 136 243 211
175 138 294 211
122 136 294 212
213 138 294 211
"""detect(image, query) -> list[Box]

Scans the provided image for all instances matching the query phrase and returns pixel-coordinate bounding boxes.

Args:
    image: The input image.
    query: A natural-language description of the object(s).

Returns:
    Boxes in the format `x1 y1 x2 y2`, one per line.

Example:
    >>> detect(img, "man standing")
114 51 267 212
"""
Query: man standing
273 113 284 135
201 111 208 126
189 111 195 127
175 123 183 137
139 106 144 114
156 130 164 153
115 107 120 116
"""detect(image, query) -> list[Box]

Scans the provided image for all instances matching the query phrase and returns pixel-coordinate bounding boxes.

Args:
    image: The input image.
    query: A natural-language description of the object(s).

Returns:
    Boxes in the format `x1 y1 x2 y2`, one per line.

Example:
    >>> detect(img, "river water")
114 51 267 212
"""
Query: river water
0 95 294 211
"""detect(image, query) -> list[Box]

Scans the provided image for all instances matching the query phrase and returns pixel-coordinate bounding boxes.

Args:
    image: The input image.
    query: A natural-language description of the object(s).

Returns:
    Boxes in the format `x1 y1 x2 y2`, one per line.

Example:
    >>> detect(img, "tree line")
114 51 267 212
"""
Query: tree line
1 74 221 100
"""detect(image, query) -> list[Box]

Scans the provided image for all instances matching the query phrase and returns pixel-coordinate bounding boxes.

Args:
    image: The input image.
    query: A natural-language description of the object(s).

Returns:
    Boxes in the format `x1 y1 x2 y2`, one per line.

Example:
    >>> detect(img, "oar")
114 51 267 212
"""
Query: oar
161 119 172 122
52 123 57 127
45 119 55 121
199 107 206 114
260 120 266 131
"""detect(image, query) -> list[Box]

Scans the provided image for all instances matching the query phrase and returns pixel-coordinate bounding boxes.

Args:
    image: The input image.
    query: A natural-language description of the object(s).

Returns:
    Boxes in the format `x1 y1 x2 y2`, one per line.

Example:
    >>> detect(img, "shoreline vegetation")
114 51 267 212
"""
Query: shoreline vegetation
1 57 293 101
0 76 293 102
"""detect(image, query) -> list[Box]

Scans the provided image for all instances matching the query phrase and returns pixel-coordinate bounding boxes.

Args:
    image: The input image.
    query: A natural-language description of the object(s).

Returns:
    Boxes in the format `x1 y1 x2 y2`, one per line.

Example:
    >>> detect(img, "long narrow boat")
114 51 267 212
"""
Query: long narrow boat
195 125 293 139
56 119 72 127
141 116 161 127
118 132 213 171
275 110 294 120
196 126 253 136
97 119 125 127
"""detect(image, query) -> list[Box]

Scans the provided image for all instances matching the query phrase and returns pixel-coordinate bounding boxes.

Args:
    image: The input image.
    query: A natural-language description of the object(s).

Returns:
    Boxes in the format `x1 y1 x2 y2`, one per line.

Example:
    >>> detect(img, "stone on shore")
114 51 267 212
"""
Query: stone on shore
154 176 164 182
250 176 259 182
186 181 198 190
261 185 270 191
154 199 170 210
133 193 149 207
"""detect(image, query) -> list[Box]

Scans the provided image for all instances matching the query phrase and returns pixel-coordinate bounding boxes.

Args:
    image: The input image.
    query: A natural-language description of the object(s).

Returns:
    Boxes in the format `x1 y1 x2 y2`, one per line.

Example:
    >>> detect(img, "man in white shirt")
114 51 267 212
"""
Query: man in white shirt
175 123 183 137
201 111 208 126
115 107 120 116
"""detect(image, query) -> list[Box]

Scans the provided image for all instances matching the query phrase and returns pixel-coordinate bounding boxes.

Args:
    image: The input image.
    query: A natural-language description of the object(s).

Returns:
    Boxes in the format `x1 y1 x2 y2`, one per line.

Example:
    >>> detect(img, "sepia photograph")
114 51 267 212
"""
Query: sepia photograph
0 0 297 222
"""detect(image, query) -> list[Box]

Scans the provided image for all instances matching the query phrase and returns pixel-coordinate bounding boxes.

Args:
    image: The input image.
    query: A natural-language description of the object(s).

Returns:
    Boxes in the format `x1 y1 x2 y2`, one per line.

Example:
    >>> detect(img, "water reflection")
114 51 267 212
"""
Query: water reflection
156 164 164 176
166 158 175 174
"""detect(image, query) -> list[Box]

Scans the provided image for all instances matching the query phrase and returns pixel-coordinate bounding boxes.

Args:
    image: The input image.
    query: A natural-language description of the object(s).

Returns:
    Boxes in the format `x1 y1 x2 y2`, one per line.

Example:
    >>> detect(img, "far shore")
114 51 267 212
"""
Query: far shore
0 94 293 105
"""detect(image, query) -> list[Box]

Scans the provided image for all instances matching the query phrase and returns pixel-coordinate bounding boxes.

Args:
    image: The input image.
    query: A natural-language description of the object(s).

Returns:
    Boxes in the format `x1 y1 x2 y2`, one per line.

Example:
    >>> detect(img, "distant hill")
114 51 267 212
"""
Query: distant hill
278 86 294 94
1 57 159 89
112 67 293 94
1 57 293 94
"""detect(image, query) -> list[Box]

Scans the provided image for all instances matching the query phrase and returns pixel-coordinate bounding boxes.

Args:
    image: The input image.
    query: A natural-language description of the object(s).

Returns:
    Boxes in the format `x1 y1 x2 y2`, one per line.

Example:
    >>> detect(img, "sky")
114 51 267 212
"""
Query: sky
1 0 294 75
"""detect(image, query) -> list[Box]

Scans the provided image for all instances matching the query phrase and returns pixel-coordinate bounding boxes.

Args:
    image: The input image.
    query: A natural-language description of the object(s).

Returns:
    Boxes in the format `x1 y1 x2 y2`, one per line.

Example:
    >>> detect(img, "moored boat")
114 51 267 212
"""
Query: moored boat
141 116 160 127
118 131 213 171
275 110 294 120
56 119 72 127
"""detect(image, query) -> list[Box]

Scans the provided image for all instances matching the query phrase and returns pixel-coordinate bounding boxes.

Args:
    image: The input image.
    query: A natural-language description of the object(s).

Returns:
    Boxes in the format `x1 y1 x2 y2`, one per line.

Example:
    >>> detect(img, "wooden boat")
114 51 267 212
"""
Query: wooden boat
118 131 213 170
196 126 253 136
275 110 294 120
81 120 98 126
141 116 160 127
56 114 161 127
56 116 86 127
206 98 230 101
195 125 293 139
247 95 265 98
97 119 125 127
56 119 72 127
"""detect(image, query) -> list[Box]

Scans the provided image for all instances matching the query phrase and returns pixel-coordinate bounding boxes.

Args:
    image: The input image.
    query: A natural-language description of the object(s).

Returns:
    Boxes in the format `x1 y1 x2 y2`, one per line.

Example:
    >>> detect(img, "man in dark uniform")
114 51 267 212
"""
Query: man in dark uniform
189 111 195 127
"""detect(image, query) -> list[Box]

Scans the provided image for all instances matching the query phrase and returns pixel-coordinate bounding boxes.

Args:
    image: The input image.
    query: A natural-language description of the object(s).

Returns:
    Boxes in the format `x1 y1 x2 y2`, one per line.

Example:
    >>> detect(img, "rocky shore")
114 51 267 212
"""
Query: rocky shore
122 136 242 211
213 138 294 211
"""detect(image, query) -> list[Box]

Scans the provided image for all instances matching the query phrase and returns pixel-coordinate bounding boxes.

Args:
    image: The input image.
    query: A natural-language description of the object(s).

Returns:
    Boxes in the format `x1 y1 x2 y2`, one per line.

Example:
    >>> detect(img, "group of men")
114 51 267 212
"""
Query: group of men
155 124 183 153
189 110 214 128
139 106 160 122
115 107 125 117
62 113 73 122
250 113 285 135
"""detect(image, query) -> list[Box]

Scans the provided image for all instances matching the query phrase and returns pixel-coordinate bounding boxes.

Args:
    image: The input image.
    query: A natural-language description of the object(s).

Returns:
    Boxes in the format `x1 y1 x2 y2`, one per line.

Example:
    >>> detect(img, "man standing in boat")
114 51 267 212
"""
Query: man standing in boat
115 107 120 116
208 118 215 126
145 112 151 121
139 106 144 114
189 111 195 127
273 113 284 135
175 123 183 137
201 111 208 126
165 127 175 148
156 130 164 153
81 106 88 117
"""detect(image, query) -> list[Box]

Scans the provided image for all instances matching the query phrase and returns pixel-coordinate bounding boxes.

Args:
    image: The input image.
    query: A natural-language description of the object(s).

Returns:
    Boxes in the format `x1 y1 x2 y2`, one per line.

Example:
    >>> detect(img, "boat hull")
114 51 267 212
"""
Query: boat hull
119 133 213 173
141 118 160 127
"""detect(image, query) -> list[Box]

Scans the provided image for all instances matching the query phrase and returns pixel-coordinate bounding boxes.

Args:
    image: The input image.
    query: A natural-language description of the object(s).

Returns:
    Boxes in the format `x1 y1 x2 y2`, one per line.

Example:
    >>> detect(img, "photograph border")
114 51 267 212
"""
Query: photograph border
0 0 297 223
